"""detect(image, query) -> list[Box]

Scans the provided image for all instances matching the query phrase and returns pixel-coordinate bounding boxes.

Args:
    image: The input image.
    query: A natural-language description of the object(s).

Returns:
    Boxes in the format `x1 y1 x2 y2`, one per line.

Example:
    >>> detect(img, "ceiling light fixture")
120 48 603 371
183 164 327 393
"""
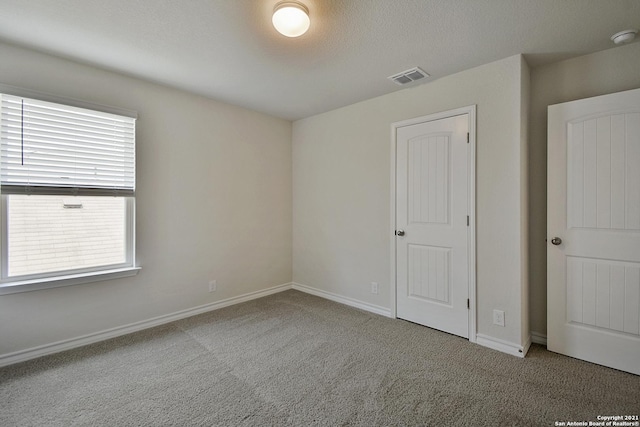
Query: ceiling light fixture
272 1 310 38
611 29 637 44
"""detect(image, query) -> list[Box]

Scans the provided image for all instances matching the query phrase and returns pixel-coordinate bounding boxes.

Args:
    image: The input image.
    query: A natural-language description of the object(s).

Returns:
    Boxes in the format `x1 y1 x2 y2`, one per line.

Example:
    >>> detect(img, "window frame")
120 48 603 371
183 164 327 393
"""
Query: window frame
0 85 140 295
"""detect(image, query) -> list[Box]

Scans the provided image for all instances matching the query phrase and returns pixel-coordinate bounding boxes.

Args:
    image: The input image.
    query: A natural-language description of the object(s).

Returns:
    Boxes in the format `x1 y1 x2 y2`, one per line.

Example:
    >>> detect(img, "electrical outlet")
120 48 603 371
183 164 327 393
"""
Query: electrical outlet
493 309 505 327
208 280 217 292
371 282 379 294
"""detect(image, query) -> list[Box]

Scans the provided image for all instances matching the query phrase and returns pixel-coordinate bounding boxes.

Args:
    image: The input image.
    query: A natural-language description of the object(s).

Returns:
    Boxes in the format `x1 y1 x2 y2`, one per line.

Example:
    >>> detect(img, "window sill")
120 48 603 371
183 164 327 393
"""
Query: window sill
0 267 141 295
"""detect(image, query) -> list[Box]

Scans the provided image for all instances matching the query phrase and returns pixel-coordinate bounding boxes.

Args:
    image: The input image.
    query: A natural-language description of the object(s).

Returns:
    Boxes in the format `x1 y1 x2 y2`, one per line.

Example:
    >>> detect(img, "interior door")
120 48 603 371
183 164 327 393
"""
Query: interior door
396 113 469 338
548 88 640 375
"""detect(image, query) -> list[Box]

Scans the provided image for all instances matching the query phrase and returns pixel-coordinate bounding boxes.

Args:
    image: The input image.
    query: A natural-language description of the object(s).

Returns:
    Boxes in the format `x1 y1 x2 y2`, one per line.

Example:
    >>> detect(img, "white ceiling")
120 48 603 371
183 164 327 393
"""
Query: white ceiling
0 0 638 120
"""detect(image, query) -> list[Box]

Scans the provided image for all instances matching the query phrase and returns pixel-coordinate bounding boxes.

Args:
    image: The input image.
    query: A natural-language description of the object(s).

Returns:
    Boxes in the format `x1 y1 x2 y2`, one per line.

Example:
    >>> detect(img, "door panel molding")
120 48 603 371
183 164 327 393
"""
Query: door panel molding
390 105 476 343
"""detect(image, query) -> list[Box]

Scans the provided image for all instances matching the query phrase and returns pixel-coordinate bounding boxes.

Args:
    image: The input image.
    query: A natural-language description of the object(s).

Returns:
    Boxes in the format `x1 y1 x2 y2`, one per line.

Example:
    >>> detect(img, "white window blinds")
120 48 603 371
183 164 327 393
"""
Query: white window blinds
0 94 136 196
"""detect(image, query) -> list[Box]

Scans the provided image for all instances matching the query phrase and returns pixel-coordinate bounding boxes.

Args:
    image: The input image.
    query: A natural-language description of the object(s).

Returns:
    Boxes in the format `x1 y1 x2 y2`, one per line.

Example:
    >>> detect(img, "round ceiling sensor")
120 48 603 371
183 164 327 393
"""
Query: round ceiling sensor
611 29 638 44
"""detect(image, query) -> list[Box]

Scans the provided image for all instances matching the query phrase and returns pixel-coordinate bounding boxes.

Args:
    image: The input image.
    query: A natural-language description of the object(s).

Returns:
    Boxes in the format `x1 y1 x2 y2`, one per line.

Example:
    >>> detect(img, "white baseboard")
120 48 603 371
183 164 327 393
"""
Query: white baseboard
0 282 293 368
476 333 527 358
292 282 392 318
530 331 547 346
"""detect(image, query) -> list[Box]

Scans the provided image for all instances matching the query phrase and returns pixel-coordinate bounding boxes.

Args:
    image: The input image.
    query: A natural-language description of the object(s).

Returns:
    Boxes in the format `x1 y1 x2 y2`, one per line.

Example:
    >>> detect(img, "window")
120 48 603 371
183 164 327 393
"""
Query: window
0 91 139 294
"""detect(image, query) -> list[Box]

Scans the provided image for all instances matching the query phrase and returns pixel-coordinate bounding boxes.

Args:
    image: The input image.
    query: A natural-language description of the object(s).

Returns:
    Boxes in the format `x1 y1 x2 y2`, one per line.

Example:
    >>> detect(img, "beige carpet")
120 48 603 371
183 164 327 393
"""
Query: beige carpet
1 290 638 426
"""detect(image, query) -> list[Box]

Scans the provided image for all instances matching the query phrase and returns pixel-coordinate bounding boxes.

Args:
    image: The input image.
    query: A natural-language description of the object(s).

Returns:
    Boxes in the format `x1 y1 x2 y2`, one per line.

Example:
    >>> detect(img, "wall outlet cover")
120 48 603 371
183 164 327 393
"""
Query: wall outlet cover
493 309 505 327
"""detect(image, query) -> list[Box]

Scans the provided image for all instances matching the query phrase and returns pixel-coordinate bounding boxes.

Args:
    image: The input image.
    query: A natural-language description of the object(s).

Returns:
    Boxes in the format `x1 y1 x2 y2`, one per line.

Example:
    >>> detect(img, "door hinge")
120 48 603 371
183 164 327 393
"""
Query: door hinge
467 132 469 143
467 299 470 309
467 216 469 226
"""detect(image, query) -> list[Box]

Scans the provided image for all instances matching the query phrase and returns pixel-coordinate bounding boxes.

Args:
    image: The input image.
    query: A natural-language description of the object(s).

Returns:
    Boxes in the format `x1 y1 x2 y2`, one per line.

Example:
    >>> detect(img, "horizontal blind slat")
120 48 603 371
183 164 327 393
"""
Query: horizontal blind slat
19 100 135 123
14 131 135 149
2 112 135 133
3 156 135 169
1 184 134 197
5 139 135 157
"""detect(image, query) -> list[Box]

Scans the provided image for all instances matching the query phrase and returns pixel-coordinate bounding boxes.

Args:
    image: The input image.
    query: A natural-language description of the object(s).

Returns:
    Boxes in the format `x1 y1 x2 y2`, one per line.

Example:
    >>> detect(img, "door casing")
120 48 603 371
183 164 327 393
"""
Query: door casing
390 105 477 343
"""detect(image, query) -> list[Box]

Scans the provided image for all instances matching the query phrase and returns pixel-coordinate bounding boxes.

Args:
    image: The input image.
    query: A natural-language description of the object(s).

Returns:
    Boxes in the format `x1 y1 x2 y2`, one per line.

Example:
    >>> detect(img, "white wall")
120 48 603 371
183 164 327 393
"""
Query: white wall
528 42 640 337
0 42 292 355
293 55 530 348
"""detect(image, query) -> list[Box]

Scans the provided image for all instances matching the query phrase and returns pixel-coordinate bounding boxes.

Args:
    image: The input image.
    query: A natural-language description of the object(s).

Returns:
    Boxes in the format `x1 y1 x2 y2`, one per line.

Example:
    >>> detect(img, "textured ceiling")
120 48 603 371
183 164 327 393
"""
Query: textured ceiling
0 0 638 120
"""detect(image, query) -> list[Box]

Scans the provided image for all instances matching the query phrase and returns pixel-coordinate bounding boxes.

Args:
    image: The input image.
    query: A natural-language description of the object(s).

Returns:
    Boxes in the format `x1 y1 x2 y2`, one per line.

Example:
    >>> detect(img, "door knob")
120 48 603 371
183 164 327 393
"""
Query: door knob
551 237 562 245
396 230 405 236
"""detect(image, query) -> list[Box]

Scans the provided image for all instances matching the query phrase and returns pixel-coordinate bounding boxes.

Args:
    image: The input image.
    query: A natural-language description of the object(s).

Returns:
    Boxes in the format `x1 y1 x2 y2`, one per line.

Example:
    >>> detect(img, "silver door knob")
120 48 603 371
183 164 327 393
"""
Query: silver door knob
396 230 405 236
551 237 562 245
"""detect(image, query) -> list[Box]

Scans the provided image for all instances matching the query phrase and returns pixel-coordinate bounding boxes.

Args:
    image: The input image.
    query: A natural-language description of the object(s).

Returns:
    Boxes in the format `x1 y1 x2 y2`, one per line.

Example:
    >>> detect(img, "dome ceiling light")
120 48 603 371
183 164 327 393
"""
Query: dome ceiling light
611 29 637 44
272 1 310 38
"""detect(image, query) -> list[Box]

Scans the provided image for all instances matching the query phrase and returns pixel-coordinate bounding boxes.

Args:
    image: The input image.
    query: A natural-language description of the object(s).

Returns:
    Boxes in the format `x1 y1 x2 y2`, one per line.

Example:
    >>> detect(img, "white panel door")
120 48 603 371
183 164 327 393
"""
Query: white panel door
396 113 469 338
548 87 640 375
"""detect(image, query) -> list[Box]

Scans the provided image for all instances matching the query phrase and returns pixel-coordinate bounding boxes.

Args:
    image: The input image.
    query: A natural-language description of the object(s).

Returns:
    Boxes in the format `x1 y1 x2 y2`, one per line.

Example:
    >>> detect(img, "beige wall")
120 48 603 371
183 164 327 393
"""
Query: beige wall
528 42 640 337
293 55 530 348
0 42 292 355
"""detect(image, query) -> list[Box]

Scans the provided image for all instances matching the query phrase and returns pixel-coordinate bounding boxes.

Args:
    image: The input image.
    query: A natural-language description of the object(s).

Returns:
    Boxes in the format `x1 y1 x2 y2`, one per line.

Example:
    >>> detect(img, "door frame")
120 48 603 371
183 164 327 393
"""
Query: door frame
389 105 477 343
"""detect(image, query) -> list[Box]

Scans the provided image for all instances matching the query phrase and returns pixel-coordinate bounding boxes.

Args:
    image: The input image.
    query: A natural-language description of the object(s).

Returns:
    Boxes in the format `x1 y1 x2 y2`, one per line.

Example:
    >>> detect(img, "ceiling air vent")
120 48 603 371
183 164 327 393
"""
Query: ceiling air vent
388 67 430 86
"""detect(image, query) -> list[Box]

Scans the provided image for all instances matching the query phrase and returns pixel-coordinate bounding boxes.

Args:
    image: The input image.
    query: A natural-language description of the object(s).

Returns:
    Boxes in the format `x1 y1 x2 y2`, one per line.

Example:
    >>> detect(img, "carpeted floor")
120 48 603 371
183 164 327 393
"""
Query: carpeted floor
1 290 638 426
